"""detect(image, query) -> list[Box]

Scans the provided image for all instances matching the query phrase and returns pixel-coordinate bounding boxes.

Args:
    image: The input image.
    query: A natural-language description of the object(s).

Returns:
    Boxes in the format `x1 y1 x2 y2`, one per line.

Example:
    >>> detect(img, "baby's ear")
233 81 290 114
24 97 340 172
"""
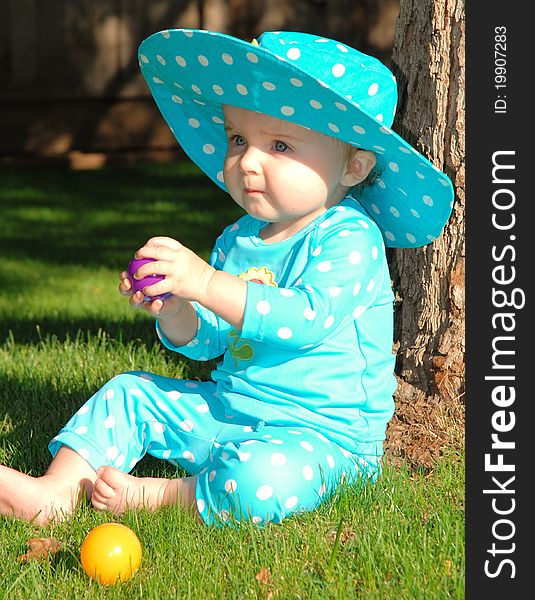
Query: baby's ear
341 149 377 187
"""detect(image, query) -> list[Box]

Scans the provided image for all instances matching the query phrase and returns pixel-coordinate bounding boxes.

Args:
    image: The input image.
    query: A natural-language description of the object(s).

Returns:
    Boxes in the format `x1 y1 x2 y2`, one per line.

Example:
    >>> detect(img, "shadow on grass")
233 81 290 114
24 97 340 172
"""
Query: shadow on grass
0 162 241 270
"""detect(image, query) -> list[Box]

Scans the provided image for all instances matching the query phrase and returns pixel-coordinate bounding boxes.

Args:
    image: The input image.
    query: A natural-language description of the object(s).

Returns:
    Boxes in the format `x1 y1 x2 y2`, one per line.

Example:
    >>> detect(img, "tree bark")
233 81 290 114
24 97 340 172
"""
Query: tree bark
385 0 465 466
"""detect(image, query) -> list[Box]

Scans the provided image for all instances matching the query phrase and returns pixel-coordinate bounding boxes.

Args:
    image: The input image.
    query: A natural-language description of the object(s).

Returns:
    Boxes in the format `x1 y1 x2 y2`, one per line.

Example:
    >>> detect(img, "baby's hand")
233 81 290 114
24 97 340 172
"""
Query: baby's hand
118 270 184 319
133 237 215 302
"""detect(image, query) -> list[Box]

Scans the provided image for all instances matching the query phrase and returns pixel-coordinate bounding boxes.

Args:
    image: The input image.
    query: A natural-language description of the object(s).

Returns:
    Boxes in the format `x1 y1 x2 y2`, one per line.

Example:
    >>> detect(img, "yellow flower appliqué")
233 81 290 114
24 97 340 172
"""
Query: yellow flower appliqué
238 266 278 287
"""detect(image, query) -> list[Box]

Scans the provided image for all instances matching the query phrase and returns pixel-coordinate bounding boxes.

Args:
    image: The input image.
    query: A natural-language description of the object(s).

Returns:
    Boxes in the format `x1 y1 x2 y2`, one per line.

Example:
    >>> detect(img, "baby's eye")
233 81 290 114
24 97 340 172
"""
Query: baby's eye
231 135 247 146
274 140 289 153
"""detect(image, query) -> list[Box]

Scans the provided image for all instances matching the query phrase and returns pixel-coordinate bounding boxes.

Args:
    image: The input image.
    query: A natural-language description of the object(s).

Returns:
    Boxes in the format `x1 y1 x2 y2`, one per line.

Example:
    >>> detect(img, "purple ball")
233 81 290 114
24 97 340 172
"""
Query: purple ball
127 257 170 300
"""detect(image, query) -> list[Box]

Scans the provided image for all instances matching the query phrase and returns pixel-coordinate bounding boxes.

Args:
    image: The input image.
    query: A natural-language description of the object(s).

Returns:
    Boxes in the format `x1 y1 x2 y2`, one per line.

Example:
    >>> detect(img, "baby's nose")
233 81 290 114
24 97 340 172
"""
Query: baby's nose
239 146 263 174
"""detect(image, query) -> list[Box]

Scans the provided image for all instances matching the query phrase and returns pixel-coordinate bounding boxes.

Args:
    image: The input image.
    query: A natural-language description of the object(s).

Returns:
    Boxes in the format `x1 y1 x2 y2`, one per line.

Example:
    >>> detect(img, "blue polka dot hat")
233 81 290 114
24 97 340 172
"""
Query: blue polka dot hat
138 29 454 248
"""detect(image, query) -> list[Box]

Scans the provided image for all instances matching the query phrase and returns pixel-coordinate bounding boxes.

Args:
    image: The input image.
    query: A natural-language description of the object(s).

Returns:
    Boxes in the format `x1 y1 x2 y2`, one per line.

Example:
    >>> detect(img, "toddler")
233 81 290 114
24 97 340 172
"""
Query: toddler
0 30 453 526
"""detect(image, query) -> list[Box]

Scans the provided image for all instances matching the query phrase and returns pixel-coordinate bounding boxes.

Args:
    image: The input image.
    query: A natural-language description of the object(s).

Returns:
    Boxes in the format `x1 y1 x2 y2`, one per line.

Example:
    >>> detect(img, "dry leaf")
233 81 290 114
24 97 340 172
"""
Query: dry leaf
17 537 64 563
255 567 275 598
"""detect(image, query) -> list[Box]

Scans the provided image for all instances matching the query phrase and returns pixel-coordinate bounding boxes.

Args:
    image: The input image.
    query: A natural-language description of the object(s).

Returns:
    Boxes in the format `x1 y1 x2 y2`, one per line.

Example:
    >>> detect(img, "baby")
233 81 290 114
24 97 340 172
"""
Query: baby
0 30 453 526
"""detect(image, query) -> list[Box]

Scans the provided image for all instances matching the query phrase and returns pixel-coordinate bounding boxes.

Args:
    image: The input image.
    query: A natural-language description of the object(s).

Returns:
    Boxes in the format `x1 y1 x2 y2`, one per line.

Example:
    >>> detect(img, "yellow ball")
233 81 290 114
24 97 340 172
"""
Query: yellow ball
80 523 142 585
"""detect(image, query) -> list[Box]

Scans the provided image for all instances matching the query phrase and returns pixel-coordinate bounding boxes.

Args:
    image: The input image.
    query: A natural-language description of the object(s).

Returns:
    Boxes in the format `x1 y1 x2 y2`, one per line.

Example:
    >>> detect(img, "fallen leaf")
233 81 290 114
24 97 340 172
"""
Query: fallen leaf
17 537 64 563
255 567 273 585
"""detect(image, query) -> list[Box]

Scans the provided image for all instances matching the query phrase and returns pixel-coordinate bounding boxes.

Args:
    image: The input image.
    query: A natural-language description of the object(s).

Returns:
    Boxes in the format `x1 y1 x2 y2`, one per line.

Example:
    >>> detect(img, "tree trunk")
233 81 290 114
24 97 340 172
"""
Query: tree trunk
385 0 465 467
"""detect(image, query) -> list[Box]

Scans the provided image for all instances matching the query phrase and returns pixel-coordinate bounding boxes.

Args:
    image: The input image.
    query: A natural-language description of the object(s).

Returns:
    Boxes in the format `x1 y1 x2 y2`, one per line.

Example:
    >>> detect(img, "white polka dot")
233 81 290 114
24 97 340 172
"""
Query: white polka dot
324 315 335 328
290 78 303 87
326 454 335 468
423 195 434 206
183 450 196 462
188 118 200 128
191 84 201 94
212 116 224 124
303 465 314 480
376 113 384 122
242 426 253 432
332 63 346 77
252 516 263 524
277 327 293 339
281 106 295 116
196 403 209 413
222 53 233 64
349 251 362 264
311 245 322 256
175 55 187 67
180 419 194 432
339 229 351 237
246 52 258 63
279 288 294 297
328 123 339 133
318 260 332 272
319 483 327 496
416 171 425 179
406 233 416 243
357 220 370 229
385 231 395 241
236 84 248 95
353 306 366 318
106 446 119 460
263 81 276 90
77 404 89 415
225 479 237 493
335 102 348 111
368 83 379 96
139 54 149 64
198 55 209 66
256 300 271 315
389 162 399 173
300 441 314 452
212 84 224 95
310 100 322 109
286 48 301 60
104 389 115 400
285 496 299 509
328 287 342 297
353 125 366 134
390 207 400 217
209 470 216 481
238 451 252 461
366 279 375 292
288 430 302 435
203 144 215 155
153 422 165 434
221 451 230 461
75 425 88 435
371 246 379 260
162 450 171 459
197 498 205 512
303 307 316 320
271 452 287 466
256 485 273 500
220 510 229 521
104 415 115 429
411 209 420 218
270 439 284 445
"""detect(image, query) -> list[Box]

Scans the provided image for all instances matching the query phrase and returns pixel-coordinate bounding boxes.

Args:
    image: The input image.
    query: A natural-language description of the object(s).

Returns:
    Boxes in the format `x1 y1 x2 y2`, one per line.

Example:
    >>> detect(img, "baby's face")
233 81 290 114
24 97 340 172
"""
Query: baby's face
222 105 352 239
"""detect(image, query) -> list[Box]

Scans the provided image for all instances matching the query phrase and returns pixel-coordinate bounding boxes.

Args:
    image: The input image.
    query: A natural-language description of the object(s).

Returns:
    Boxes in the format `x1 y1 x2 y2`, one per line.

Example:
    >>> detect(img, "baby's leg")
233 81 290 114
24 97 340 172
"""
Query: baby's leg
91 467 197 515
0 446 96 525
196 427 376 525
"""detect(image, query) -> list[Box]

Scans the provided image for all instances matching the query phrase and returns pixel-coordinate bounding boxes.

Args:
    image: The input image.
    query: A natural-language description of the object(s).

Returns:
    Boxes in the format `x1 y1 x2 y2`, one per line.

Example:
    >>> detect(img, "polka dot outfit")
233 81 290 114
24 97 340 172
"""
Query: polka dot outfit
138 29 454 248
49 373 377 526
49 199 395 526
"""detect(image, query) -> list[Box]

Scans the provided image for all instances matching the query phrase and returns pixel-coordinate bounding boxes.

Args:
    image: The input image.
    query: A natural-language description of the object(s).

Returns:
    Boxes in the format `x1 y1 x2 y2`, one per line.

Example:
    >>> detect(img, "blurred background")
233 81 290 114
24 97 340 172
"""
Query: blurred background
0 0 400 169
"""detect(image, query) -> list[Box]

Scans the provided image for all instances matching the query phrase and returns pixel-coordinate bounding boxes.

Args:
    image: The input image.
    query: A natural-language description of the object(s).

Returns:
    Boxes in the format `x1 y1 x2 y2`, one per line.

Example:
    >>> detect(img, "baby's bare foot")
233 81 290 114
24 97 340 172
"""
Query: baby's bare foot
91 466 171 514
0 465 78 525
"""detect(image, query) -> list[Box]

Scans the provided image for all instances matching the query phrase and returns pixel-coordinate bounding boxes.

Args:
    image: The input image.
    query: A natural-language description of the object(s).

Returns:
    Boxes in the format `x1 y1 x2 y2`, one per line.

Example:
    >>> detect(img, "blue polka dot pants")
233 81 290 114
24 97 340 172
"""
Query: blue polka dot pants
49 371 378 526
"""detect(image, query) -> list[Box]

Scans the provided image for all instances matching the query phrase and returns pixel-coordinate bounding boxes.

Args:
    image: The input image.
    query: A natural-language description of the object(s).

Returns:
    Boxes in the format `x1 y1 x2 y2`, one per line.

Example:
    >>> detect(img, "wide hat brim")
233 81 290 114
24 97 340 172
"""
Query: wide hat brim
138 29 454 248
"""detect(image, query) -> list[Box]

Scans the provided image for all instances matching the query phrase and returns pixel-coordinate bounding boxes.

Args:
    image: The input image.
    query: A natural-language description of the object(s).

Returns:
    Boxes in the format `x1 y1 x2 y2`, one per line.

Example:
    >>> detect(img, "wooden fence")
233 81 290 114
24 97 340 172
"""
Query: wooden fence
0 0 399 165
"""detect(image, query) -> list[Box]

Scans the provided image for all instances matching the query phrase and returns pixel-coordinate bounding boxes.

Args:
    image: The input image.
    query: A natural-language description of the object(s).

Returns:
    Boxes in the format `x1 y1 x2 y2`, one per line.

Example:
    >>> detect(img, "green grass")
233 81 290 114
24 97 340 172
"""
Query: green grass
0 163 464 598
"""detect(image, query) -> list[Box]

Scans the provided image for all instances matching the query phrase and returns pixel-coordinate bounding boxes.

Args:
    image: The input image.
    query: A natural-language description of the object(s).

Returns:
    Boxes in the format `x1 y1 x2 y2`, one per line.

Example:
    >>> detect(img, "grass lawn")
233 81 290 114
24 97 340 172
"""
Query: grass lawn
0 163 464 598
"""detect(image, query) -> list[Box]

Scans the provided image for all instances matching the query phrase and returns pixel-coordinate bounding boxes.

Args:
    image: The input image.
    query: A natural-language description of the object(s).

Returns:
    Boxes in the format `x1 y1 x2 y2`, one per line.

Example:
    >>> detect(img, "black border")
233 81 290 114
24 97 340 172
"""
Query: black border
466 3 531 596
